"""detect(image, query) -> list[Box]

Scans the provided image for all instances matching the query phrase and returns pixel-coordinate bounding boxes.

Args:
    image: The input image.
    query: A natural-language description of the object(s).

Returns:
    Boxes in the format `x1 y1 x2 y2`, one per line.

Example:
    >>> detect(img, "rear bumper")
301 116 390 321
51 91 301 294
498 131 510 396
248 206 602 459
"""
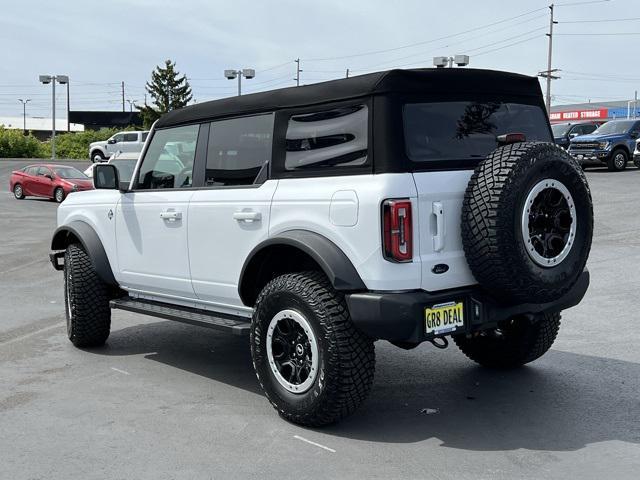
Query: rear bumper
346 269 589 343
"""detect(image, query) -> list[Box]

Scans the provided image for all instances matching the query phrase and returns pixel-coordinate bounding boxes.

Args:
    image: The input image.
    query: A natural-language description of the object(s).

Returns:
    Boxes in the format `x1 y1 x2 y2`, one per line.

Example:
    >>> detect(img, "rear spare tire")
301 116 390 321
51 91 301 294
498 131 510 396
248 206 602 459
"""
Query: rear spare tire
461 142 593 304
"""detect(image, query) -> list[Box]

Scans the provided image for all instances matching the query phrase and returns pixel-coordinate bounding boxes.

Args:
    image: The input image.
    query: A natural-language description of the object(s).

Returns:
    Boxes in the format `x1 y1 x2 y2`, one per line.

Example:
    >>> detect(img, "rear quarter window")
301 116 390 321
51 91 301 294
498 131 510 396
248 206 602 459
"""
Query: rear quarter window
404 101 551 163
285 104 368 171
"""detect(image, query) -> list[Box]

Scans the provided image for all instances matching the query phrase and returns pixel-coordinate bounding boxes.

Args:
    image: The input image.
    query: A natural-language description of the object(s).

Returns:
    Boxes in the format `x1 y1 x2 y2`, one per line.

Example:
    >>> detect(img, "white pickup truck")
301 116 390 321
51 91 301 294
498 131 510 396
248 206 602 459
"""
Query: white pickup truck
88 130 149 163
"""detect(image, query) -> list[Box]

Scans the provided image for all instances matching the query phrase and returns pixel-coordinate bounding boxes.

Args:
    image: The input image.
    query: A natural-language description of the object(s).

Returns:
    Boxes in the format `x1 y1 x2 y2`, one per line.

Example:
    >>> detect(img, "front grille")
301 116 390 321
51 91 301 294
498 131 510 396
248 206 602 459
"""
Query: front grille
571 142 600 150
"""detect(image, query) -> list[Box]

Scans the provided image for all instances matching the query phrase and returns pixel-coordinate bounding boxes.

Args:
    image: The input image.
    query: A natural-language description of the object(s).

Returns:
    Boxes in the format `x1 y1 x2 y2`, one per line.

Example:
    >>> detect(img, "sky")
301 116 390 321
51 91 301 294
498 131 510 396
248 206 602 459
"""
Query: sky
1 0 639 120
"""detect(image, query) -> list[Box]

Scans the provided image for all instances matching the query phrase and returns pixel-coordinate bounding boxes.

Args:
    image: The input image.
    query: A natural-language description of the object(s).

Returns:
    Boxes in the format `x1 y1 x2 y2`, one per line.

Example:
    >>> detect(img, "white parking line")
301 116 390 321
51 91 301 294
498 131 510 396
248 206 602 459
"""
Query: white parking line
110 367 131 375
0 324 61 347
293 435 336 453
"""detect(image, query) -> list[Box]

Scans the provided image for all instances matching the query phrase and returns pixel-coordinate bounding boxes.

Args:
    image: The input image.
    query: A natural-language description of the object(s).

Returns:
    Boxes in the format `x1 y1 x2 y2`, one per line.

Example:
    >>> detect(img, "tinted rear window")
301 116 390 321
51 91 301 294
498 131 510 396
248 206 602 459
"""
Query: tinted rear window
404 102 551 163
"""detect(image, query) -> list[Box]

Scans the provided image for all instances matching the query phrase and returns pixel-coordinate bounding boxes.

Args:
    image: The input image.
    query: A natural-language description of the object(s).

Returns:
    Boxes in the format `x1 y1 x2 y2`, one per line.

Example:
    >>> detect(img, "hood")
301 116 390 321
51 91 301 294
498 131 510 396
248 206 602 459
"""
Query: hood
63 178 94 190
89 140 107 148
570 133 625 143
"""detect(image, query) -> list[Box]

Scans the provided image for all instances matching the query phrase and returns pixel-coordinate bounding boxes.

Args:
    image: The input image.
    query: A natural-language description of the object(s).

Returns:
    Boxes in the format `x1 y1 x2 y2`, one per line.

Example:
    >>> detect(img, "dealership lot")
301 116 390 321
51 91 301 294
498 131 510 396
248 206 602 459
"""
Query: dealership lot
1 159 639 479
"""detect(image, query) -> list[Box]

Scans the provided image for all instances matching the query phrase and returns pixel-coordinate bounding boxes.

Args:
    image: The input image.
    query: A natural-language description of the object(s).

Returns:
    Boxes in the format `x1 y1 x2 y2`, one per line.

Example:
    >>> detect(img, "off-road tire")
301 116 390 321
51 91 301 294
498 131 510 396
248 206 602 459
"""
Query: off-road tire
607 148 628 172
64 243 111 347
453 311 561 368
462 142 593 304
54 187 65 203
251 271 375 427
13 184 24 199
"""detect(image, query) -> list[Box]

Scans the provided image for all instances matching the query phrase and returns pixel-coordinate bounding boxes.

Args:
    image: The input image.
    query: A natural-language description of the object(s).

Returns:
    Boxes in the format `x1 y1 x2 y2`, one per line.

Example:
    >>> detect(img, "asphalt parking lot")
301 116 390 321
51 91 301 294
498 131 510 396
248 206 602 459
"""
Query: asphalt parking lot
1 159 639 480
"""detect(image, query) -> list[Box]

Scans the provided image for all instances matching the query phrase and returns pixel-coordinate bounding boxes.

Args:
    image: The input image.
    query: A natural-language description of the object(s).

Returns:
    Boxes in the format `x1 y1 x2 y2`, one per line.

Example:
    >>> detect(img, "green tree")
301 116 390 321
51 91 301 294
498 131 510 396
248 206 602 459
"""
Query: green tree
138 60 193 128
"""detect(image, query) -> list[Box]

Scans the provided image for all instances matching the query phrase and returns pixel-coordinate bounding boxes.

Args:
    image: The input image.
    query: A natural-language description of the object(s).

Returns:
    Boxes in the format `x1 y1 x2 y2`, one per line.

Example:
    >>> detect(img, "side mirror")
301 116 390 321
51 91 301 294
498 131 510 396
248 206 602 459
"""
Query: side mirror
94 164 123 190
630 131 639 139
569 132 579 139
107 138 117 145
44 174 53 180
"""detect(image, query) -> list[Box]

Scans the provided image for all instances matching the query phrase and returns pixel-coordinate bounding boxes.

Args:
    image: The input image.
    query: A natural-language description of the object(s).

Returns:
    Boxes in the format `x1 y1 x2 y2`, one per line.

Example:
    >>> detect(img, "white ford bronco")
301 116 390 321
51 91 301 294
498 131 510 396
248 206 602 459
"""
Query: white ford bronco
50 69 593 426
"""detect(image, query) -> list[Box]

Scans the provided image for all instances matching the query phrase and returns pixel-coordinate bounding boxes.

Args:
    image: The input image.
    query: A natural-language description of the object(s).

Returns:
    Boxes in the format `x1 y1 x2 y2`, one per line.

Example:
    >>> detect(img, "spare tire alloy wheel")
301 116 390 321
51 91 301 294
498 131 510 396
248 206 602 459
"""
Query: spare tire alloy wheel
267 309 319 394
462 142 593 304
522 179 576 267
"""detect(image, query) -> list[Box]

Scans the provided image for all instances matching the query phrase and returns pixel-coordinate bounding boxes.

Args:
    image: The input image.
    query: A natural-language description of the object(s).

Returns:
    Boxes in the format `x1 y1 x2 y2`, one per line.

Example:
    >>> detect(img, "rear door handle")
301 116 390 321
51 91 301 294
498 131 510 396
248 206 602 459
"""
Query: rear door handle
233 210 262 223
160 209 182 222
432 201 445 252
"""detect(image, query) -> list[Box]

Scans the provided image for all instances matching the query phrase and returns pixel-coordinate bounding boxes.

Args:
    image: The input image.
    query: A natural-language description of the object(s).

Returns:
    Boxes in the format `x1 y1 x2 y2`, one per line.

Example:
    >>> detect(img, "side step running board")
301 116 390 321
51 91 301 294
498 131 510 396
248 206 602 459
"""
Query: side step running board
110 297 251 336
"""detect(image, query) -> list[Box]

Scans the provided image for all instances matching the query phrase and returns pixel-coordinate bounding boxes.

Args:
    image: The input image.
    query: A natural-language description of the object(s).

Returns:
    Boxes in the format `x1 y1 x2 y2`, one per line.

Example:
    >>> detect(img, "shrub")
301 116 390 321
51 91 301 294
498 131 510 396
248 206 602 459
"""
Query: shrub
0 127 47 158
53 127 136 160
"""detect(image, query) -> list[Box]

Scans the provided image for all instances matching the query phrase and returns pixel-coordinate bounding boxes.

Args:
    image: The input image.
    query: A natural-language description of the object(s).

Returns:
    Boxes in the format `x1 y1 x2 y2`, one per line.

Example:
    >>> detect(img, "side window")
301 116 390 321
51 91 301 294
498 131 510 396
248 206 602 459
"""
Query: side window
285 104 368 171
26 166 39 175
583 124 597 135
141 132 149 142
37 166 52 177
113 133 125 143
205 114 274 186
123 133 138 142
136 125 199 190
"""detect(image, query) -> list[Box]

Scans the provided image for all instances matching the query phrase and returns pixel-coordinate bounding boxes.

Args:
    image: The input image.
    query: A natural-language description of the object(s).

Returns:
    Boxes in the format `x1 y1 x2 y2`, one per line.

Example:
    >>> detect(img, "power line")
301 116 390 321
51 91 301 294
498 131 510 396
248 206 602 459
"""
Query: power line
474 34 544 57
560 17 640 23
302 6 547 61
555 32 640 35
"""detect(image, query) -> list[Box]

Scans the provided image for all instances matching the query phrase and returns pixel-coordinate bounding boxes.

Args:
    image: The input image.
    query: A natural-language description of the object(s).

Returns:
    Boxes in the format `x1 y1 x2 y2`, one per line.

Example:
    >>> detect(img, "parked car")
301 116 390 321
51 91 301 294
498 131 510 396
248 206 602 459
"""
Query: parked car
551 122 600 149
568 119 640 171
50 68 593 426
84 152 139 183
634 139 640 168
88 130 149 163
10 164 93 202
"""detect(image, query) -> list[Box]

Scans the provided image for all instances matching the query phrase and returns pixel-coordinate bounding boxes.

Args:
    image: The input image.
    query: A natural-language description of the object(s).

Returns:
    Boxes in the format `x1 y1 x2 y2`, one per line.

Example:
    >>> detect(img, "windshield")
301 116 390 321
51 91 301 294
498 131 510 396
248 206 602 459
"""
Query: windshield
109 159 136 182
52 166 87 179
551 123 572 137
404 101 551 163
593 120 636 135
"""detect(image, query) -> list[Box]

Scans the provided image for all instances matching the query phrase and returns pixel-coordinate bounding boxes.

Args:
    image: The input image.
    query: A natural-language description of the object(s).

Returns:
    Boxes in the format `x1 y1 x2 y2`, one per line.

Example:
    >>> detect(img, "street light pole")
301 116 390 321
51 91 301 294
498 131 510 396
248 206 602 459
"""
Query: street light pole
18 99 31 134
39 74 68 160
224 68 255 96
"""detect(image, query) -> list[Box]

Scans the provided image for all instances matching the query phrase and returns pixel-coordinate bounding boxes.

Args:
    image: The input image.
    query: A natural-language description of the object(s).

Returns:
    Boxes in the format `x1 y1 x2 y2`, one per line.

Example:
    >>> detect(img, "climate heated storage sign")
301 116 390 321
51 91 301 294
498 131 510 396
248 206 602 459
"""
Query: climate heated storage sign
549 109 608 122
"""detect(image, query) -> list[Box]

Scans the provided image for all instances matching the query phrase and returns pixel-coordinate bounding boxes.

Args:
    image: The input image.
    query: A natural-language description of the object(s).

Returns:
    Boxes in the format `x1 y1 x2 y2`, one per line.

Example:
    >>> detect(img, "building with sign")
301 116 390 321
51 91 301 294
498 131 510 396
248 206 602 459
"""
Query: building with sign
550 99 639 124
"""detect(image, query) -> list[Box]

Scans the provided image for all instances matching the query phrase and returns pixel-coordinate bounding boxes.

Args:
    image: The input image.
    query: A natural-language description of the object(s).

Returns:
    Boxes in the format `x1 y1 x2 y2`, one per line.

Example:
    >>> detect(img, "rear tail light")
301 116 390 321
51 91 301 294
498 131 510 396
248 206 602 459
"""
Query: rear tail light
382 199 413 262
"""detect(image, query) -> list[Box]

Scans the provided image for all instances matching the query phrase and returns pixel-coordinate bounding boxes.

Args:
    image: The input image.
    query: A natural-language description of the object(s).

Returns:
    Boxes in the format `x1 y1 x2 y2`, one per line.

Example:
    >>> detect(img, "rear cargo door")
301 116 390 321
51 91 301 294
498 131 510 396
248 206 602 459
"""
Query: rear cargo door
404 100 553 292
412 171 476 292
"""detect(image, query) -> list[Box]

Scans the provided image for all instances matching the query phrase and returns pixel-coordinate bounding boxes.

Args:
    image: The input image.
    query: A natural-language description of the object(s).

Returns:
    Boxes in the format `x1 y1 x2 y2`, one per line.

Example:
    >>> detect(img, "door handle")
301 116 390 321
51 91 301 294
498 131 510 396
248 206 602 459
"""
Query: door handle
432 201 445 252
160 209 182 222
233 210 262 223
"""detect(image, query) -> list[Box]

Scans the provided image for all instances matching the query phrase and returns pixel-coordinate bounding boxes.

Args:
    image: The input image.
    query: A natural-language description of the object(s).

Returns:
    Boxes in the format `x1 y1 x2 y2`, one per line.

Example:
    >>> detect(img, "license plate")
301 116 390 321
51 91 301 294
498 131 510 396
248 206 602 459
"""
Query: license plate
425 301 464 336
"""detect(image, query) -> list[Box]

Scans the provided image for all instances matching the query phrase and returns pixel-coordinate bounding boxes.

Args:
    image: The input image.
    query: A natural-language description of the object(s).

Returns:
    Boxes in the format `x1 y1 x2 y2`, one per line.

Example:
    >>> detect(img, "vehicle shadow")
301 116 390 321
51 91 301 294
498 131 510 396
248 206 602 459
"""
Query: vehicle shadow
90 318 640 452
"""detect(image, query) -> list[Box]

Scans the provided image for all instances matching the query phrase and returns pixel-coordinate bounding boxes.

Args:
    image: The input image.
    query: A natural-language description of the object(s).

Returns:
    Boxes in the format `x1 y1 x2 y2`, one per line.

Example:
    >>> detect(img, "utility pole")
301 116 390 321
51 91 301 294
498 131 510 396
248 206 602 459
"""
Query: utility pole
346 68 350 78
66 80 70 132
18 99 31 134
538 4 560 113
294 58 302 86
121 81 125 112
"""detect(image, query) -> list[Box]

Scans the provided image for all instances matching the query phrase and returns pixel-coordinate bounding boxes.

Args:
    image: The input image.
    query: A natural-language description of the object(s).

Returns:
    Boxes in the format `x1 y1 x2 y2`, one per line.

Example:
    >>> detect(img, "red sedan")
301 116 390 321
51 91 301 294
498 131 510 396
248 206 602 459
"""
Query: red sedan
10 164 94 203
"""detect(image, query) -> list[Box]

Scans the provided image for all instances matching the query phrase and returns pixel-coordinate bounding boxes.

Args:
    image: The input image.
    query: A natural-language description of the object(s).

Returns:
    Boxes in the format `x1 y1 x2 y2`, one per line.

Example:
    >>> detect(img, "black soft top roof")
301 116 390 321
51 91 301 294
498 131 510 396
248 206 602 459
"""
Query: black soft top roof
156 68 542 128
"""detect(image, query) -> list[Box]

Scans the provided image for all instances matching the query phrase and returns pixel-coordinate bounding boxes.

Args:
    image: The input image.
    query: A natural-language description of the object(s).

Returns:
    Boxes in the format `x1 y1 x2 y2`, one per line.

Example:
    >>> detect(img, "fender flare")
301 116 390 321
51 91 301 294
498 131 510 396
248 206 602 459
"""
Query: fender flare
238 230 366 305
51 220 117 286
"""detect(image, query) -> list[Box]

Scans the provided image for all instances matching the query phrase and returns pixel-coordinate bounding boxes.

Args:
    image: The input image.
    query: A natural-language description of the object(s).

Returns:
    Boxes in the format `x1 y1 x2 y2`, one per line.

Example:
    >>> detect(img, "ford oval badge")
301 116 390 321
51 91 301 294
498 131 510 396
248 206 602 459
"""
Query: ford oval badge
432 264 449 274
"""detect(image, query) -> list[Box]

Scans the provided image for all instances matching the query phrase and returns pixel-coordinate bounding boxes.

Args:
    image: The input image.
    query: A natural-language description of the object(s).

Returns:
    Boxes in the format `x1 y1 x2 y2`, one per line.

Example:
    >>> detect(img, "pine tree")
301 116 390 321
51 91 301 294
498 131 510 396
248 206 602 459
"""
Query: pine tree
138 60 193 128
